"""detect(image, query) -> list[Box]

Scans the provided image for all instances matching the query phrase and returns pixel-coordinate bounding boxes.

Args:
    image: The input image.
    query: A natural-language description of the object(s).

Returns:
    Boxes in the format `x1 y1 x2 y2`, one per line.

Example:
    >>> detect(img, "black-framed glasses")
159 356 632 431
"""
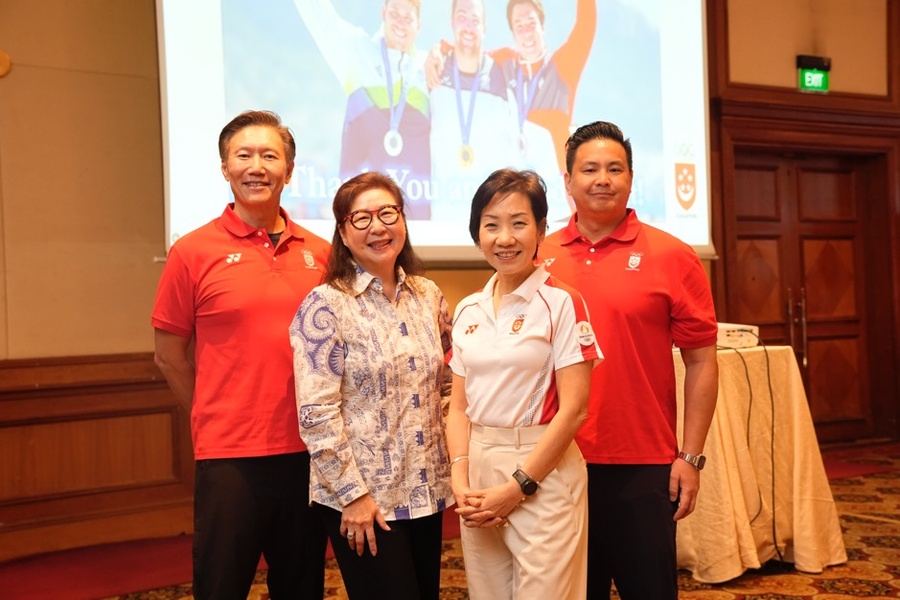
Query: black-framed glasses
343 204 403 230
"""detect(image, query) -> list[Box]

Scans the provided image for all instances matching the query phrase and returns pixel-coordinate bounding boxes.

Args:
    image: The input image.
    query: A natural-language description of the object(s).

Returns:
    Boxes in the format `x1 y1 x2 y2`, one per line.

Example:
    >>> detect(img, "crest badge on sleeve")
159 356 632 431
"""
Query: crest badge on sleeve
576 321 596 346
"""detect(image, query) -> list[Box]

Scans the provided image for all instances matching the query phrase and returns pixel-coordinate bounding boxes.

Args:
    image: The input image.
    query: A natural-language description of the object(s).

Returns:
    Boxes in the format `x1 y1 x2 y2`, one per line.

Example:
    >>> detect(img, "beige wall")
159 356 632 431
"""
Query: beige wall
727 0 887 94
0 0 890 359
0 0 163 359
430 266 495 311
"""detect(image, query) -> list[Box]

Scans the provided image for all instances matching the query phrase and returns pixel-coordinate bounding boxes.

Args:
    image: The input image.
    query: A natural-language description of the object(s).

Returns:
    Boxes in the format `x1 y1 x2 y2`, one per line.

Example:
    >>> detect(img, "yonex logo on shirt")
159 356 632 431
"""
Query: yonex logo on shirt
465 324 479 335
226 253 242 263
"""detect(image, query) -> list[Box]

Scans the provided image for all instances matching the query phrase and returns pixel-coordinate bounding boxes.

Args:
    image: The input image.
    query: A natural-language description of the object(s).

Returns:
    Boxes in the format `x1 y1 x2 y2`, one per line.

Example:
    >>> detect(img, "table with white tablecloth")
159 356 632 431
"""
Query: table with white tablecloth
675 345 847 583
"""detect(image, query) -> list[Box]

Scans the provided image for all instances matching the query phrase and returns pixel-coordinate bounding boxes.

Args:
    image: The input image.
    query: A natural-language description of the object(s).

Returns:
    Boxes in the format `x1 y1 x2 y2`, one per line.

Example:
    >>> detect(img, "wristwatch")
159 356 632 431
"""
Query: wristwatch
678 451 706 471
512 469 539 496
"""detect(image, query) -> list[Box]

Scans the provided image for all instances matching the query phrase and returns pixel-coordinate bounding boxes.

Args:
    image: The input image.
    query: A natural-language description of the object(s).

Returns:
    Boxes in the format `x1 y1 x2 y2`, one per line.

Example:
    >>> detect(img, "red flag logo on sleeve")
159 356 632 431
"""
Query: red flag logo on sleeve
675 163 696 210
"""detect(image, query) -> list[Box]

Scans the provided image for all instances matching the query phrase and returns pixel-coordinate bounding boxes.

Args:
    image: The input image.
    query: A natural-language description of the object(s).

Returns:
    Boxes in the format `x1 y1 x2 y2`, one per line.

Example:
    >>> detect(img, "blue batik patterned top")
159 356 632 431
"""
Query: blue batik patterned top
289 266 454 519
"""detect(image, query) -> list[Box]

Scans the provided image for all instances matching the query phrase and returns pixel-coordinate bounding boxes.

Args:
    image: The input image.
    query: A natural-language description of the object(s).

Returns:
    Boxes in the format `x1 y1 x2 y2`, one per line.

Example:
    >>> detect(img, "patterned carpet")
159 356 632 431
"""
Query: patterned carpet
110 444 900 599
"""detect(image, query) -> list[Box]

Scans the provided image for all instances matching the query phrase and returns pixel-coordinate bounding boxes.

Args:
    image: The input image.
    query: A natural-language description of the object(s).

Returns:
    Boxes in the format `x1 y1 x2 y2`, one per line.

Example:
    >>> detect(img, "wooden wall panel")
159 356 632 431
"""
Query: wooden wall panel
807 337 864 422
733 160 780 220
733 238 784 324
803 239 858 319
798 168 856 221
0 354 193 562
0 412 176 501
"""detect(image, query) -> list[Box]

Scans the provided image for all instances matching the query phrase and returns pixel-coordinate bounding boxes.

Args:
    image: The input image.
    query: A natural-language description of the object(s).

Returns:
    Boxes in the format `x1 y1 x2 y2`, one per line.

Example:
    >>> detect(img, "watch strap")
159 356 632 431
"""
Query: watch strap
678 451 706 470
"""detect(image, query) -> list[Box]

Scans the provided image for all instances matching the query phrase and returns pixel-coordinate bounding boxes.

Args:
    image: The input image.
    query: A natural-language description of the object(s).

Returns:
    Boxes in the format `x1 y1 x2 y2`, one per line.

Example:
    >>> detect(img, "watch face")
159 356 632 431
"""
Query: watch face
514 469 539 495
522 479 538 495
696 455 706 470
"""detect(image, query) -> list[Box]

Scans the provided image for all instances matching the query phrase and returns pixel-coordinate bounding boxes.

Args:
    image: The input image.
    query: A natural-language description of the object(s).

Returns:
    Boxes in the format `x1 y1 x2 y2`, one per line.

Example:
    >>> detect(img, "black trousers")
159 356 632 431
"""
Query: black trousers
317 503 444 600
192 452 328 600
587 463 679 600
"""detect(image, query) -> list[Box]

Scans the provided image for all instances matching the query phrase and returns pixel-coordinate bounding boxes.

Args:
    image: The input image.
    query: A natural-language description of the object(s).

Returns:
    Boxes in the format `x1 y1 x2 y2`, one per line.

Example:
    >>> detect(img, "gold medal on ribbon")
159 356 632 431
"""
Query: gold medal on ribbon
459 144 474 168
383 130 403 157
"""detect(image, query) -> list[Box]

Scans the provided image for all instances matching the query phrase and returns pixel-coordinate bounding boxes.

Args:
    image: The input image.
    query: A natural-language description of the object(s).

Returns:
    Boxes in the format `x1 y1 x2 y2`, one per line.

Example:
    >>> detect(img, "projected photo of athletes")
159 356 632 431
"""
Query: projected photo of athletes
160 0 709 257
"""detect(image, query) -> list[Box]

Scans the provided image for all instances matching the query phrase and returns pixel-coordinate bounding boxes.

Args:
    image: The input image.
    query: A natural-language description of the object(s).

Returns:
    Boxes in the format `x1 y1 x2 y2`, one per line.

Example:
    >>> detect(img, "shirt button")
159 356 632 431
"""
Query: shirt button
257 231 263 236
264 243 270 248
586 260 592 265
589 247 596 253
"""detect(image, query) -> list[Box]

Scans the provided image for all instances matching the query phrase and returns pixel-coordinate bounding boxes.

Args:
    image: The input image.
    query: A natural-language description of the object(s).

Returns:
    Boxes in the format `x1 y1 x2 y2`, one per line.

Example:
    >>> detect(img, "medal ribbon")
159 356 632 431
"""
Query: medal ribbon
453 56 480 149
381 39 408 135
515 56 551 131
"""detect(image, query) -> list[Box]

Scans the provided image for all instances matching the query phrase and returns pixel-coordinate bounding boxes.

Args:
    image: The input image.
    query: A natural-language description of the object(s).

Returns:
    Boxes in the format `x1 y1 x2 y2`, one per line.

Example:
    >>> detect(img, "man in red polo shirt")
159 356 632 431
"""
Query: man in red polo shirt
152 110 330 600
539 120 719 599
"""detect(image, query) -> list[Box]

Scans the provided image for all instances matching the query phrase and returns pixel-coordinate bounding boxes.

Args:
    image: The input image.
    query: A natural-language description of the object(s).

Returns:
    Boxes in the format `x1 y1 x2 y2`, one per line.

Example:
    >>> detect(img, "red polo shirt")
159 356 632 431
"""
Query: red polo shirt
538 210 717 464
152 204 330 459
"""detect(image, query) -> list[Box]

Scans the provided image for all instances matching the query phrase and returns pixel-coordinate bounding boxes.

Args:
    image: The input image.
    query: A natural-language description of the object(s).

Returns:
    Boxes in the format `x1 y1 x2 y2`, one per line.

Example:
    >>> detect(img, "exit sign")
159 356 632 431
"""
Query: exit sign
798 68 829 93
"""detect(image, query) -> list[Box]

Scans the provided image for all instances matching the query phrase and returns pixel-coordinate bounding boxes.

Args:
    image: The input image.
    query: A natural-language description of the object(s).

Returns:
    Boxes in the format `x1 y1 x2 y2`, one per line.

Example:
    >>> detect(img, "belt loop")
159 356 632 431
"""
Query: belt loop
515 427 520 449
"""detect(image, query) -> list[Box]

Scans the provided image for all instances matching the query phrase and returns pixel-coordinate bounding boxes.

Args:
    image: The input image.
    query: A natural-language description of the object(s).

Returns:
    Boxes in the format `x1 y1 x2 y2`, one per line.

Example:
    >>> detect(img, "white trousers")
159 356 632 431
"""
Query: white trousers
461 424 588 600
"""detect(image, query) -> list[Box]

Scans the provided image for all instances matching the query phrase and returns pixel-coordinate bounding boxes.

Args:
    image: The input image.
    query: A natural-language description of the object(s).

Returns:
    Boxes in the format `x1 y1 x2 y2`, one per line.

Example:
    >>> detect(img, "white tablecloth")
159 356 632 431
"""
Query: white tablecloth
675 346 847 583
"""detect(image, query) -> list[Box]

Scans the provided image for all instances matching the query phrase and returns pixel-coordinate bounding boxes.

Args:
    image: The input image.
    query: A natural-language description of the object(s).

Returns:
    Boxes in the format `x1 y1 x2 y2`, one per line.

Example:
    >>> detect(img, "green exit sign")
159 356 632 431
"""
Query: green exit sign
798 68 829 93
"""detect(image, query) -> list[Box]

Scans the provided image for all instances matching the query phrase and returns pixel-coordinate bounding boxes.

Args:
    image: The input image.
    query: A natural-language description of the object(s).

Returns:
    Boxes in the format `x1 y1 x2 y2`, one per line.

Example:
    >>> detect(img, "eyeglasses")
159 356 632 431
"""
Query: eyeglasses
343 205 403 230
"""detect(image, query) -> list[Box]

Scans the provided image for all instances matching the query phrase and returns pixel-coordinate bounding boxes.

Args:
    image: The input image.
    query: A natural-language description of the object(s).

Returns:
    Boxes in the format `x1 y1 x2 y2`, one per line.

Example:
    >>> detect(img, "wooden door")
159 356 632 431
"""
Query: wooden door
728 150 887 442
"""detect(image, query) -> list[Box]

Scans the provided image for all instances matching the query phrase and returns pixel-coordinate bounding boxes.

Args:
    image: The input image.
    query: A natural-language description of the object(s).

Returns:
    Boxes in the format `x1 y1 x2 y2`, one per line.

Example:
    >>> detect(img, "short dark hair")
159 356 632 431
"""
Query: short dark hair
506 0 544 29
565 121 633 174
218 110 296 164
323 172 424 292
468 169 548 244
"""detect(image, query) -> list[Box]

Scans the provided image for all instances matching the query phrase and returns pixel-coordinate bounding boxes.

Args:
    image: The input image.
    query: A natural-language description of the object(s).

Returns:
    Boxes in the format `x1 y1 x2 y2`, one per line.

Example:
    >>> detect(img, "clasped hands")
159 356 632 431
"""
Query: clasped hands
454 479 524 528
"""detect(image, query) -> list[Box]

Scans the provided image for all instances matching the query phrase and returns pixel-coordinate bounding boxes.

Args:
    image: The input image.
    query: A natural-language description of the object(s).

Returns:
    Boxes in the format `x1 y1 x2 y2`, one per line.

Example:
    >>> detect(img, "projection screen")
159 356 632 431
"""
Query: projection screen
156 0 713 262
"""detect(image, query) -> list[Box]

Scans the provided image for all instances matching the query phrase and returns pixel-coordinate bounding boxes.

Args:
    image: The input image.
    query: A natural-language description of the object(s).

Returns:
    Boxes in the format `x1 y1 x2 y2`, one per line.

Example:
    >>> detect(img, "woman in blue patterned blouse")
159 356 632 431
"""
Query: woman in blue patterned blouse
289 171 453 599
